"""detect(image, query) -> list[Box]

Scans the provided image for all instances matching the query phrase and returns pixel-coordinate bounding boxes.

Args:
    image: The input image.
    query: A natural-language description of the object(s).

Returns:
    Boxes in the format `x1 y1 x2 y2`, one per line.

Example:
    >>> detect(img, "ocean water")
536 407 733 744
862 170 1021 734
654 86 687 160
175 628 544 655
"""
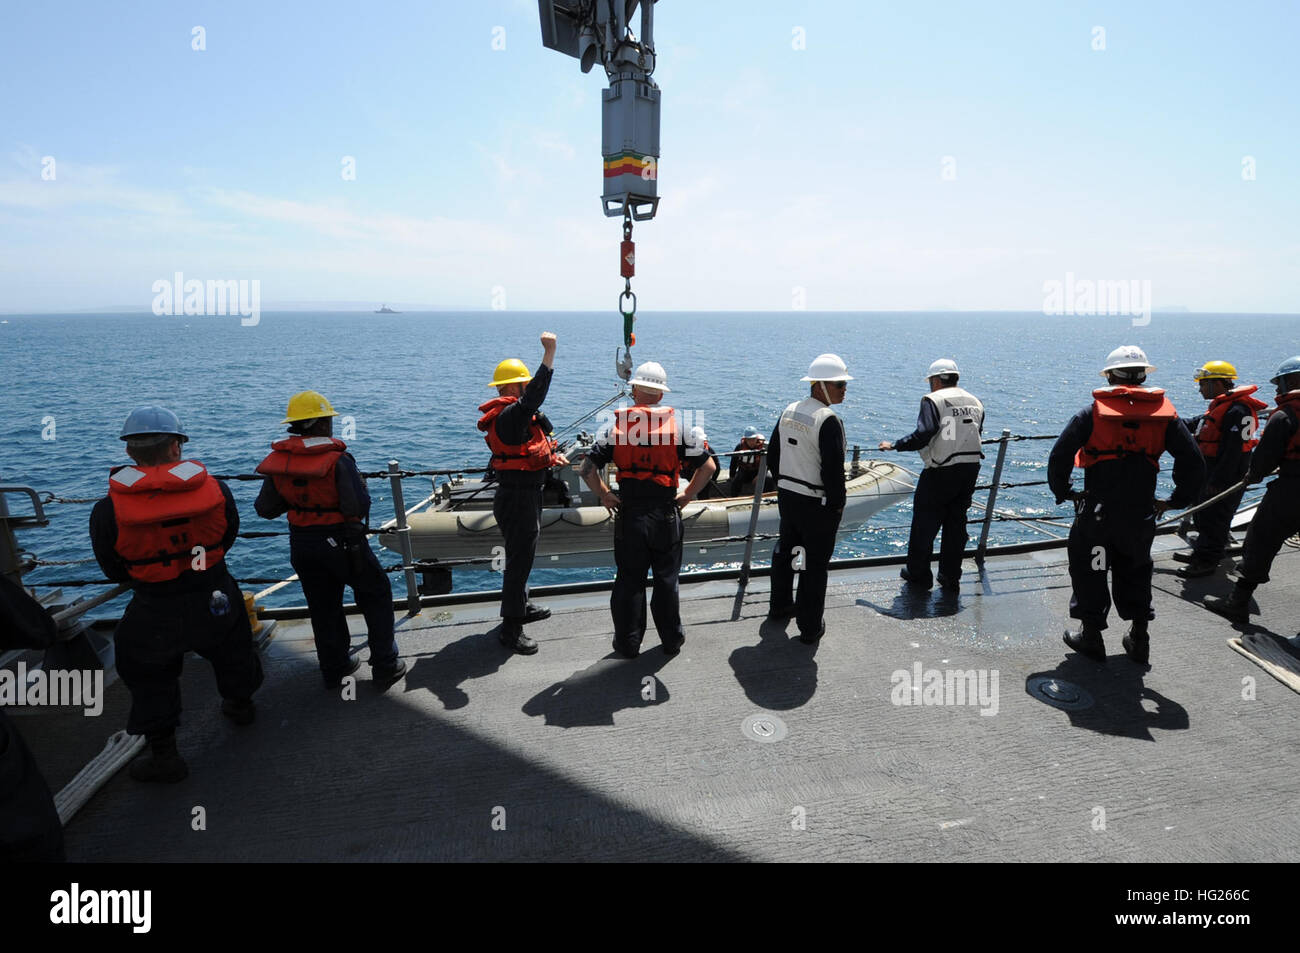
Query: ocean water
1 310 1294 611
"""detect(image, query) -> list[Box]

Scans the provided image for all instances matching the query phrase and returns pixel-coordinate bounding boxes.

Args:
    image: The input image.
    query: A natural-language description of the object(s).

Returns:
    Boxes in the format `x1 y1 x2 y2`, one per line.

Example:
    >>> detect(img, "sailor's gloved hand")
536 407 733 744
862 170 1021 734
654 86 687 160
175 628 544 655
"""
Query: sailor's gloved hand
1152 499 1173 517
878 441 894 451
1057 489 1082 506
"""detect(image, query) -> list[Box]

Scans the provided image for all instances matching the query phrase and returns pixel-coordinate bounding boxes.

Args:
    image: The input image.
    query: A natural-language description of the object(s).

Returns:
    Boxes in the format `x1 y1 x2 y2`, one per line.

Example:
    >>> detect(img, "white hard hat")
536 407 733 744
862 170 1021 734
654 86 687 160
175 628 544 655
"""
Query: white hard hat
926 358 960 380
1101 345 1156 378
801 353 853 382
629 360 670 392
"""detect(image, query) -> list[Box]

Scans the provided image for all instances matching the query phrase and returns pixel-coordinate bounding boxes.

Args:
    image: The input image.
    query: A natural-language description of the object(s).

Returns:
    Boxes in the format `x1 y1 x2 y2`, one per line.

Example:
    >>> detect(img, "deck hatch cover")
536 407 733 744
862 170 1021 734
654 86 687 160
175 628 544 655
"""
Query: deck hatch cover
1027 676 1095 711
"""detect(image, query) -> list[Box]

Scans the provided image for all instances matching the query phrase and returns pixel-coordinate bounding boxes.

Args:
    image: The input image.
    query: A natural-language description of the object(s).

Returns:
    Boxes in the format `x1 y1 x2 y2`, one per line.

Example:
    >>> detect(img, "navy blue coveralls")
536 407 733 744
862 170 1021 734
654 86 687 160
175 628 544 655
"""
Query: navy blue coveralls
1186 401 1252 563
892 398 982 588
1048 406 1204 630
254 452 397 681
0 575 65 861
91 480 264 739
587 431 709 651
489 364 556 621
1236 402 1300 592
768 411 847 637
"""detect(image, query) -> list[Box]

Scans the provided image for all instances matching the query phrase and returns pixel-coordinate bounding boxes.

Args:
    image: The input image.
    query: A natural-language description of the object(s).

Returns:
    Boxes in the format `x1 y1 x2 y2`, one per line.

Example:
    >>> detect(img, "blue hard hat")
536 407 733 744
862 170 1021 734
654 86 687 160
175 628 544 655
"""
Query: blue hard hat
743 426 762 439
1270 356 1300 385
120 405 188 442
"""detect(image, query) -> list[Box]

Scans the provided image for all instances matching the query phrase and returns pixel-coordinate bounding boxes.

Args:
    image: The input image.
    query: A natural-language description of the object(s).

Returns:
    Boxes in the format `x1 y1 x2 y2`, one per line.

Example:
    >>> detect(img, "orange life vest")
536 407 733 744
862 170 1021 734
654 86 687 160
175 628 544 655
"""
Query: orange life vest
108 460 228 583
733 443 763 471
1195 385 1267 458
1276 391 1300 463
1075 386 1178 470
477 397 559 472
610 405 681 488
255 436 352 527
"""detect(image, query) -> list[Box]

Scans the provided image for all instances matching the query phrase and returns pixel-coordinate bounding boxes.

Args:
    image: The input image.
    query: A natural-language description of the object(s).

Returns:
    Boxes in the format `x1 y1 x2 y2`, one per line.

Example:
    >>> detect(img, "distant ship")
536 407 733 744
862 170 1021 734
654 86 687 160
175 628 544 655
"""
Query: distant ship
375 304 400 314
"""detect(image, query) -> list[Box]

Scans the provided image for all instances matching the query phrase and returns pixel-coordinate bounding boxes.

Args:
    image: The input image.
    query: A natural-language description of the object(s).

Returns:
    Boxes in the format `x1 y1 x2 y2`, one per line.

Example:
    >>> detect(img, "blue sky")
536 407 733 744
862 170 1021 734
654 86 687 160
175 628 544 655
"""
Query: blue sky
1 0 1297 312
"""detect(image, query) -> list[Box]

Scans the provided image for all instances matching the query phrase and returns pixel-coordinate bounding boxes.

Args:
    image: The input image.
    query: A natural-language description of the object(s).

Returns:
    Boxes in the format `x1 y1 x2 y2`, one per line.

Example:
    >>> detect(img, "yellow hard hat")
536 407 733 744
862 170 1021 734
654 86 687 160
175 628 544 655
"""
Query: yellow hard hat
489 358 531 388
1193 360 1237 382
282 390 339 423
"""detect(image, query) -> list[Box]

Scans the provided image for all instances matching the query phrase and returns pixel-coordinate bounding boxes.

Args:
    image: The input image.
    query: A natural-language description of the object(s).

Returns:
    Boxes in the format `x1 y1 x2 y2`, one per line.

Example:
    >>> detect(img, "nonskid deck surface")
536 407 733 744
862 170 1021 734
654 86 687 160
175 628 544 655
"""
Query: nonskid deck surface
26 541 1300 862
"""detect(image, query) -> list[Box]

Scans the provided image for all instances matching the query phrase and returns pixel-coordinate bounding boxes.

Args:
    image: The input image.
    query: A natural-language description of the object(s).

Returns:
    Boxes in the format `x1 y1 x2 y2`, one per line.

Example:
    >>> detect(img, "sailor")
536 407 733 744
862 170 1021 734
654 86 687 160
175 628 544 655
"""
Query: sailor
580 361 716 657
682 437 725 499
727 426 775 498
879 358 984 592
1175 361 1267 577
768 354 851 643
1206 356 1300 624
0 575 65 859
477 332 568 654
89 407 264 782
254 391 406 690
1048 347 1204 664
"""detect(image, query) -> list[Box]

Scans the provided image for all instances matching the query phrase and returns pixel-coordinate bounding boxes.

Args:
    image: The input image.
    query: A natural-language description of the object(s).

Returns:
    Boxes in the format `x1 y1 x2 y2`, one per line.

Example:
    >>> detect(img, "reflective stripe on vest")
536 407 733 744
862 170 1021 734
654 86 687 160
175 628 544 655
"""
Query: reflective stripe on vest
108 461 228 583
1075 386 1178 470
477 396 559 472
776 397 839 498
610 406 681 488
918 387 985 468
1194 384 1267 458
255 435 351 527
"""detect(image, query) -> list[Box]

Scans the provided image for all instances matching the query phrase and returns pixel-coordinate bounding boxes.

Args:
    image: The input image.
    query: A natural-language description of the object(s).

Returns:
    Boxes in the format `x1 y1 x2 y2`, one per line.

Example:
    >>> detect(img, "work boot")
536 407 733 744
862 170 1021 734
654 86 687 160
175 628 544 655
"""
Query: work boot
323 656 361 691
1172 551 1195 564
522 603 551 624
1206 586 1252 624
499 620 538 655
798 621 826 645
936 574 960 593
900 568 932 590
1122 623 1150 665
1177 557 1220 578
1063 624 1106 662
221 697 256 726
372 658 408 692
662 634 685 656
129 734 189 783
611 635 640 659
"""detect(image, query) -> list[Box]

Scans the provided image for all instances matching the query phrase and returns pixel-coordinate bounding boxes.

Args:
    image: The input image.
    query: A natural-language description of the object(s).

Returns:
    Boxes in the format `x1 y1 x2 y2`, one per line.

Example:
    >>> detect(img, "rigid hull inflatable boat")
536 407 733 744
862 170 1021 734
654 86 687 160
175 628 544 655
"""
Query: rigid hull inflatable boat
380 459 916 571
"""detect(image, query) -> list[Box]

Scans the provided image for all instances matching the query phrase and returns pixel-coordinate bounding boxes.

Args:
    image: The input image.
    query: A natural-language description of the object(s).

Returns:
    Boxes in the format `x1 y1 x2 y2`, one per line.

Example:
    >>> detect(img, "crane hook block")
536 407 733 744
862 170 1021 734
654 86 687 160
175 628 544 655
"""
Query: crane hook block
602 77 660 221
616 347 633 382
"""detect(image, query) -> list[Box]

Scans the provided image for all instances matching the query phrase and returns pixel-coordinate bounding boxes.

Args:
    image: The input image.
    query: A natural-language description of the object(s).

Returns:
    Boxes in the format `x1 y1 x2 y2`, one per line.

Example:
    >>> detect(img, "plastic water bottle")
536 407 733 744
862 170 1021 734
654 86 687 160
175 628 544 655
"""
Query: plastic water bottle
209 589 231 617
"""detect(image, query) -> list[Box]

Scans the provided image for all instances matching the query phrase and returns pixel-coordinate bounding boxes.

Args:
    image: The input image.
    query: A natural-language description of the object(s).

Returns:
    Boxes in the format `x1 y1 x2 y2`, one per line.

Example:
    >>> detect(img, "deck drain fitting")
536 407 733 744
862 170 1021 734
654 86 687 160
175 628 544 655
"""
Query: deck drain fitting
741 713 788 743
1027 676 1095 712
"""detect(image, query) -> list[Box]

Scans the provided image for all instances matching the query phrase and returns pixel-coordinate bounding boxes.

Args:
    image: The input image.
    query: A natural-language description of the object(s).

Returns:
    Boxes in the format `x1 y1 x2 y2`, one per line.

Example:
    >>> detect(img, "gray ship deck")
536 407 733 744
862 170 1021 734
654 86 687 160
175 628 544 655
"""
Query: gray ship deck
18 538 1300 862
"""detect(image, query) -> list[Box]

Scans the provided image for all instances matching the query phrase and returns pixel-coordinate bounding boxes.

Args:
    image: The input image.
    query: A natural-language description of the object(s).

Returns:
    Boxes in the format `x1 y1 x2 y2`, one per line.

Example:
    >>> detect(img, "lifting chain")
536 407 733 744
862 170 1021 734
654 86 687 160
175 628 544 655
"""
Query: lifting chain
616 205 636 381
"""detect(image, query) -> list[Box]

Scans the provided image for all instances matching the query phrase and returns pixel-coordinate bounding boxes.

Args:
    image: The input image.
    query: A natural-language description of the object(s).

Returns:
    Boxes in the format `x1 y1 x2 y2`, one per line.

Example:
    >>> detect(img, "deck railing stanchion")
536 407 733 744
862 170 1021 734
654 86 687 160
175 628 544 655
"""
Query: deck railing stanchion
730 452 770 621
976 429 1011 566
388 460 422 615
